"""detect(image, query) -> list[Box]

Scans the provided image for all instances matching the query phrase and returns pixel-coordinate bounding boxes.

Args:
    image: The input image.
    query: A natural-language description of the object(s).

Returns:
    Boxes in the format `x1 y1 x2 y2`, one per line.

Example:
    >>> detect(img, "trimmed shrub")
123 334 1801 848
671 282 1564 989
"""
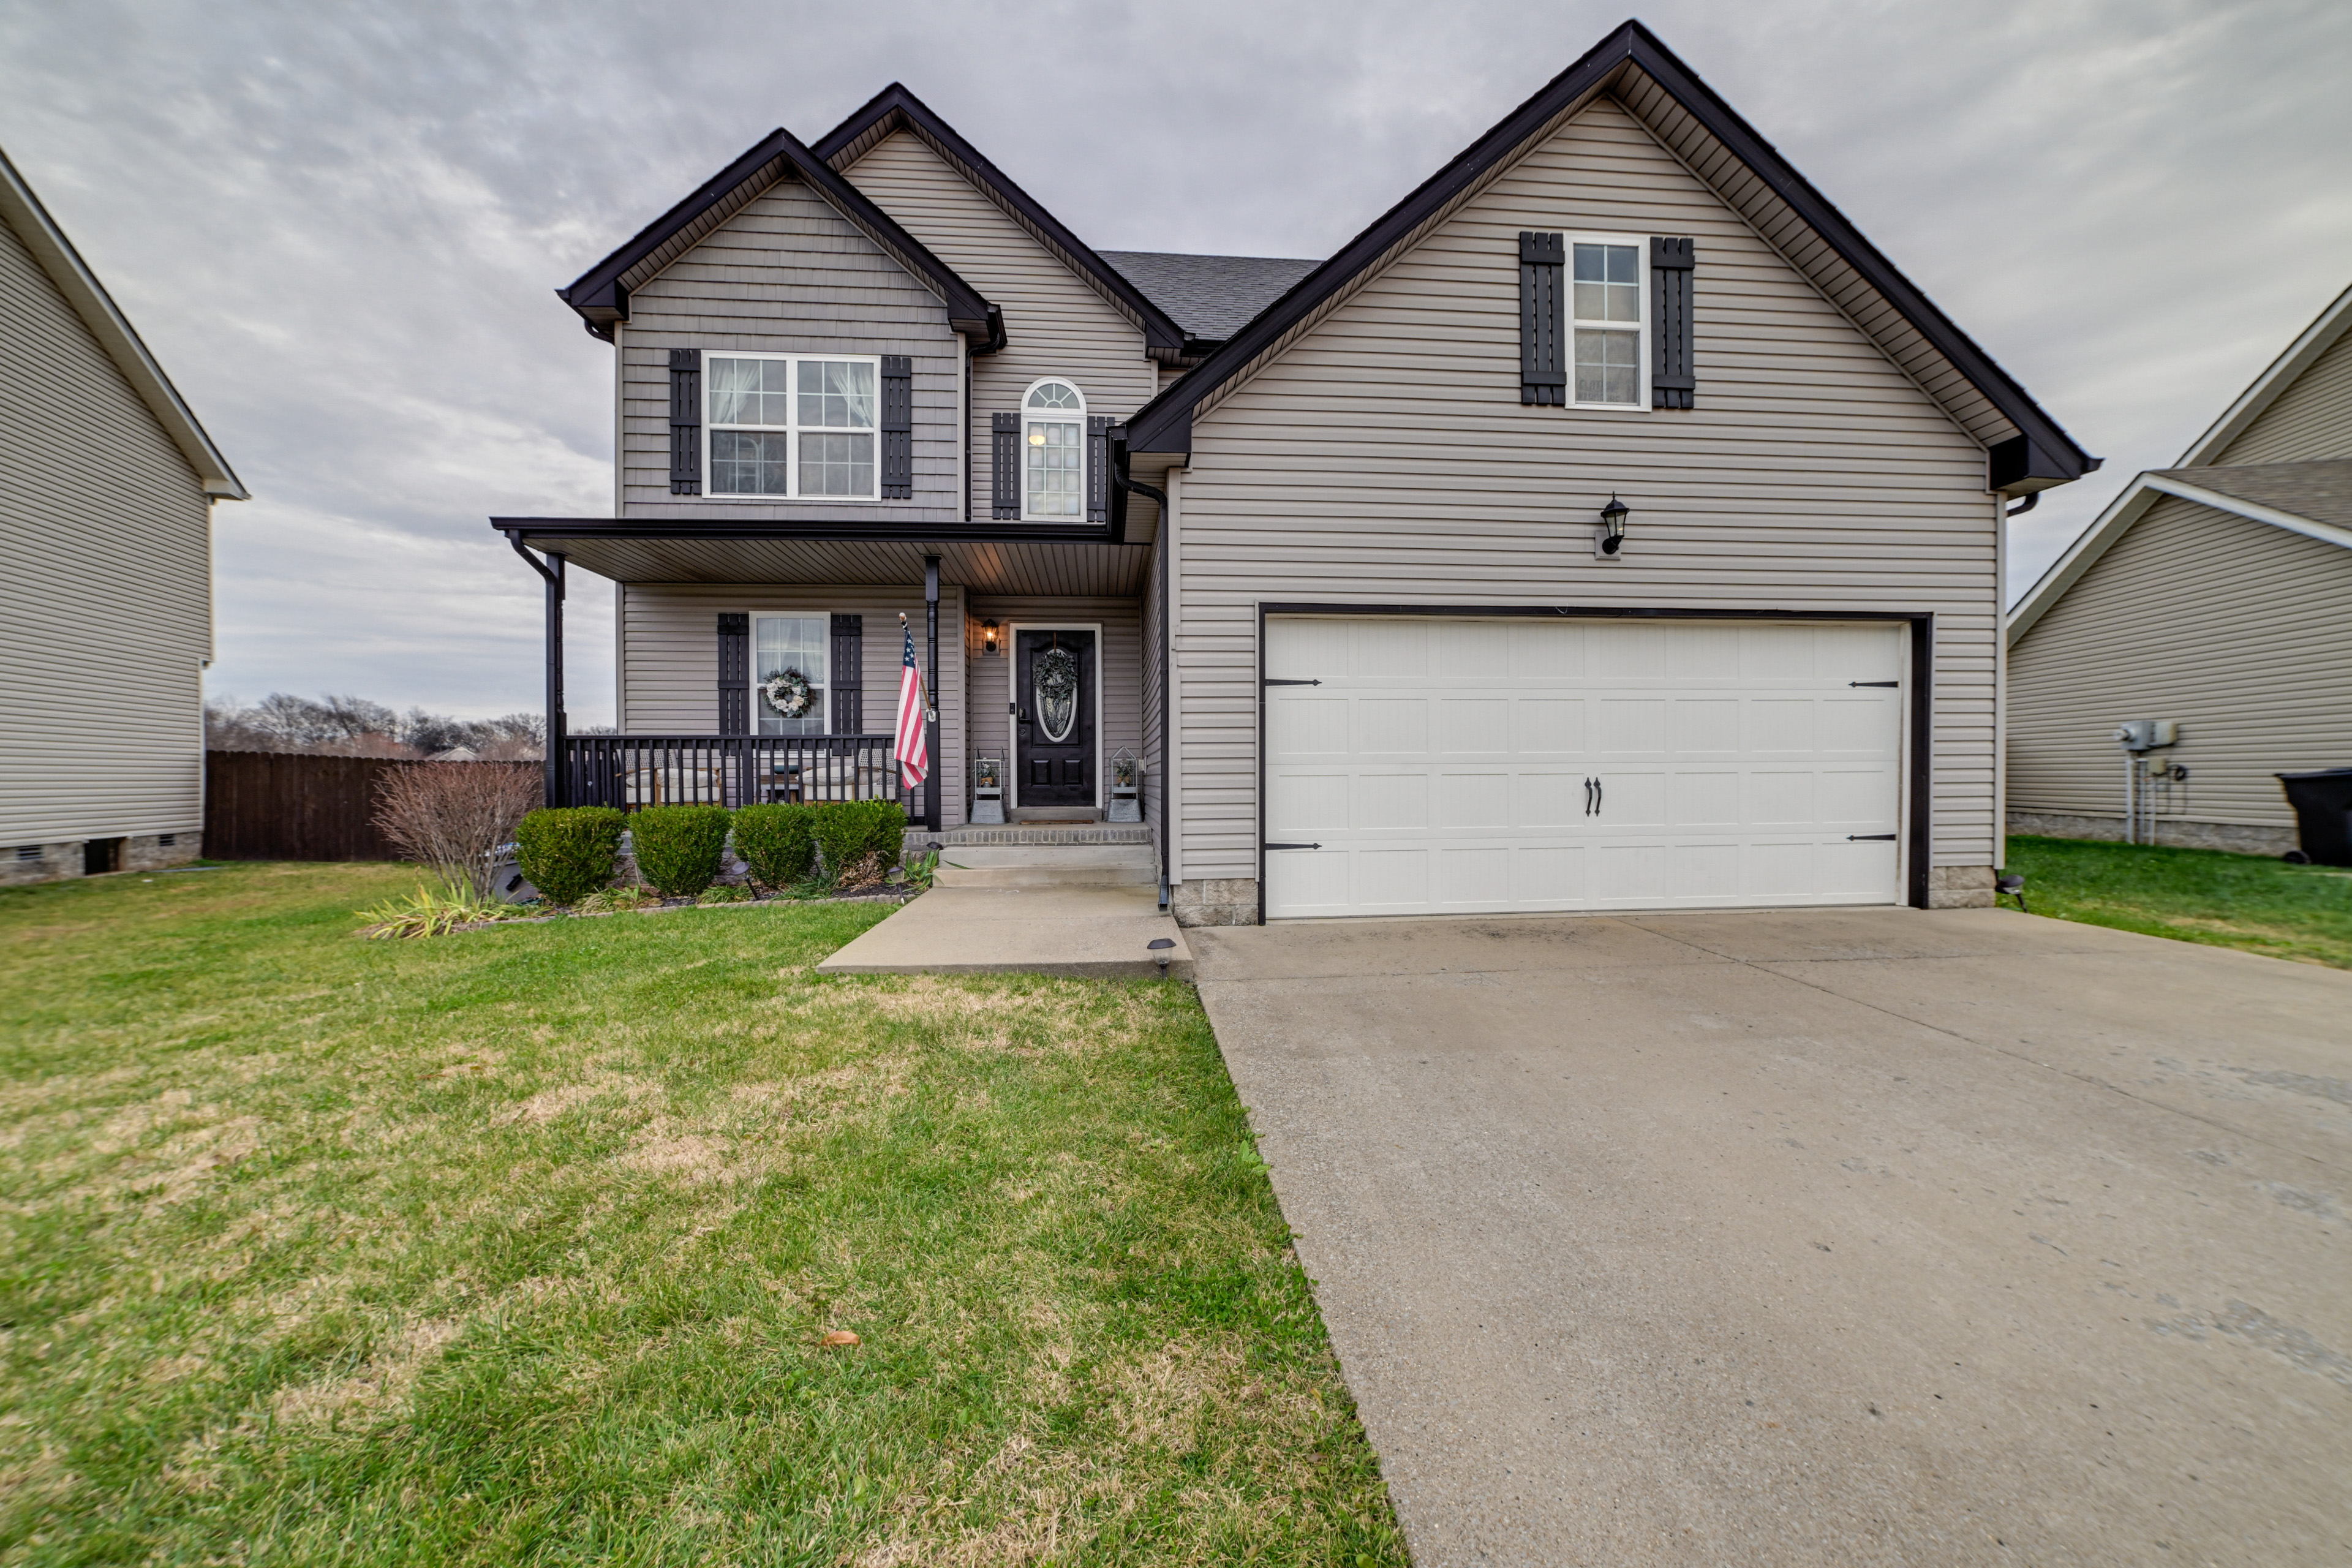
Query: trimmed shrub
810 800 905 885
734 803 818 889
630 804 732 898
514 807 625 905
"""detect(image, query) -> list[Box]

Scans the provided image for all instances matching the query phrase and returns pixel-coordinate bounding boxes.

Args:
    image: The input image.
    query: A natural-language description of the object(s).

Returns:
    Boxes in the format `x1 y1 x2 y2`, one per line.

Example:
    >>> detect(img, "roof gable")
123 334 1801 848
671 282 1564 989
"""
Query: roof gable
1123 20 2093 494
2007 281 2352 643
557 126 999 348
813 85 1186 360
2174 282 2352 469
0 145 244 500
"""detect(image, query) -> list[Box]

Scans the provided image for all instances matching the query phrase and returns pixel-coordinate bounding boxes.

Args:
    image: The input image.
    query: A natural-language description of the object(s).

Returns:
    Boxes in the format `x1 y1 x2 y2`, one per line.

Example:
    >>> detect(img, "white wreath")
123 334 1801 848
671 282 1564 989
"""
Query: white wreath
761 666 816 720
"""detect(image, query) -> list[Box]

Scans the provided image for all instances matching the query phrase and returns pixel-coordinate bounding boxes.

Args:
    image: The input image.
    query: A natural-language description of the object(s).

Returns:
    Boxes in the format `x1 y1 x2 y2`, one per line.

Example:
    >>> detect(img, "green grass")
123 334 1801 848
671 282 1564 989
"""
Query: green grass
0 862 1404 1566
2004 835 2352 970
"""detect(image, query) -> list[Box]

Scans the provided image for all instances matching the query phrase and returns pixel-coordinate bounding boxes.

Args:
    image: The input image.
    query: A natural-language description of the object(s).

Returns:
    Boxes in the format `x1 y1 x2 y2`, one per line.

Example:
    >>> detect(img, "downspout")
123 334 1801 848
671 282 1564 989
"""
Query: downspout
1111 434 1172 911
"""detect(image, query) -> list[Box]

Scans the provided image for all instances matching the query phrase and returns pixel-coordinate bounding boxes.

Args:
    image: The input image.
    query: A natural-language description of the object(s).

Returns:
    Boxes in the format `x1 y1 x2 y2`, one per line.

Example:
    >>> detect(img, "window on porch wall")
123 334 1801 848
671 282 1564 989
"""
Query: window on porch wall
755 615 828 736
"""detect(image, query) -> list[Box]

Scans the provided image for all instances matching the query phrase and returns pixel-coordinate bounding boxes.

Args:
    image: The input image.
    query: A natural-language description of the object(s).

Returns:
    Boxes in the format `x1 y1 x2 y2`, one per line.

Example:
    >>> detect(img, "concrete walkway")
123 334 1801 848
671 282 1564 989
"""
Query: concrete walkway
1191 908 2352 1566
816 883 1193 979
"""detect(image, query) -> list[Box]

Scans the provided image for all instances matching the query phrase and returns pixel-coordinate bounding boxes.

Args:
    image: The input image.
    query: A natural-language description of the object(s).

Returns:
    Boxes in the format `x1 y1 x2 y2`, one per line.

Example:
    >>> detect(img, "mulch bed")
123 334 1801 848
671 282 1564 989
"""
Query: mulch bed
454 886 918 933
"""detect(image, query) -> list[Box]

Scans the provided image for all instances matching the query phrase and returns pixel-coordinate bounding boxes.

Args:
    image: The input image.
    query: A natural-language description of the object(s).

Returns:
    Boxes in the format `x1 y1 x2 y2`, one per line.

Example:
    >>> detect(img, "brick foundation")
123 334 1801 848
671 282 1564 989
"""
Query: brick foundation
0 832 201 888
1926 864 1996 909
2006 811 2297 858
1170 877 1259 927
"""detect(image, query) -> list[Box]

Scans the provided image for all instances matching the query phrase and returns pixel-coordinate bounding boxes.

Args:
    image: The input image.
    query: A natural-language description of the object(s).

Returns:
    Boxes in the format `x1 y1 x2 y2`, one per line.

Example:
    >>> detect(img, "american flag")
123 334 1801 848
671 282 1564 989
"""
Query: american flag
895 617 929 791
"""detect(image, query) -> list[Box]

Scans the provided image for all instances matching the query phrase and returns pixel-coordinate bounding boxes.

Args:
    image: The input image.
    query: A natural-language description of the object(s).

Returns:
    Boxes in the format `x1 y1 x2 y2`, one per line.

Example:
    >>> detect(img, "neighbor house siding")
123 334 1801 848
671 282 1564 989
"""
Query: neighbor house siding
619 582 968 826
2211 328 2352 466
1169 93 2000 885
965 597 1144 810
0 206 210 847
2007 494 2352 829
619 176 963 520
845 132 1157 513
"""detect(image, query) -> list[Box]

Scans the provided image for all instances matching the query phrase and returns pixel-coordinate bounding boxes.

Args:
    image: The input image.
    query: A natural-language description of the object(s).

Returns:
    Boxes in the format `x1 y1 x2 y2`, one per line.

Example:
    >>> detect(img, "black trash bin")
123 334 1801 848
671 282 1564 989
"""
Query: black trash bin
2275 768 2352 866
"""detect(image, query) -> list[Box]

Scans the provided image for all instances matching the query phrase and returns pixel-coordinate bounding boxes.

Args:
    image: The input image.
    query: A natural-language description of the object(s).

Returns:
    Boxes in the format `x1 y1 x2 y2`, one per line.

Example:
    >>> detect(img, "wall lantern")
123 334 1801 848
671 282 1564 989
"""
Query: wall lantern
982 619 1000 655
1597 493 1629 557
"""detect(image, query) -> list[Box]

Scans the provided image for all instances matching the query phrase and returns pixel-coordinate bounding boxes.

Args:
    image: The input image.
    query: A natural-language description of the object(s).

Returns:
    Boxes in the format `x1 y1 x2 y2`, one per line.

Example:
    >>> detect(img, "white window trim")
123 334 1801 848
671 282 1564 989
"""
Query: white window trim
1565 232 1650 412
701 350 884 502
1019 377 1088 522
750 611 833 736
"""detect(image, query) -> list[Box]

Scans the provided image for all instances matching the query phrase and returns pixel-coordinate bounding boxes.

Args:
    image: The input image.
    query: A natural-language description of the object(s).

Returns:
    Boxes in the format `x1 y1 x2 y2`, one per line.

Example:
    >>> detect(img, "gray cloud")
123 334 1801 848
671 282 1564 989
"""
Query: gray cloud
4 0 2346 722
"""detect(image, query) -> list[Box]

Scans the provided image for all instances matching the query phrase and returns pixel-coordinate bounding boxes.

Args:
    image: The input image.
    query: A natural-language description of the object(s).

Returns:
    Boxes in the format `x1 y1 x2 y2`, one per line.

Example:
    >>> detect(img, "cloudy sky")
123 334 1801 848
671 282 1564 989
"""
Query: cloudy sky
4 0 2347 725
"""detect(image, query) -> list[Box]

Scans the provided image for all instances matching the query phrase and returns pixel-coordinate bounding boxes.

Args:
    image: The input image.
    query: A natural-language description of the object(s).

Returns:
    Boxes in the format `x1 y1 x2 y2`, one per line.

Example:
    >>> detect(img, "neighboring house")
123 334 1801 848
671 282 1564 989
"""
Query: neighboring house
0 146 246 888
2007 284 2352 855
497 21 2095 924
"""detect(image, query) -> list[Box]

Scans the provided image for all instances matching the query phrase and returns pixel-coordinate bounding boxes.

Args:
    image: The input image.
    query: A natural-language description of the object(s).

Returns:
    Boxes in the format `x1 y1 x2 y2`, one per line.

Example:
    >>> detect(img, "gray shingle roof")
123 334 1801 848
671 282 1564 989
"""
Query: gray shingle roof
2155 459 2352 532
1099 251 1321 345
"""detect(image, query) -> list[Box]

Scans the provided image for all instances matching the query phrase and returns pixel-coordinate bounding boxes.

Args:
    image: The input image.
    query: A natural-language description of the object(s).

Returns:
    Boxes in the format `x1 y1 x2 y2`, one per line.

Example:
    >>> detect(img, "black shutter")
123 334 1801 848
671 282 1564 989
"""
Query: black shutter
830 614 864 734
1519 232 1566 407
716 612 748 734
1086 416 1110 524
1651 236 1695 410
991 411 1020 519
669 348 702 494
880 355 913 498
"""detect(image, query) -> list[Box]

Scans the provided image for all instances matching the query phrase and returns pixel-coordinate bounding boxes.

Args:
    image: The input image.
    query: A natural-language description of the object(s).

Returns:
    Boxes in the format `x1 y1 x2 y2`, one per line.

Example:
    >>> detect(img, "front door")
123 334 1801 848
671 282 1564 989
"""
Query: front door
1014 628 1096 809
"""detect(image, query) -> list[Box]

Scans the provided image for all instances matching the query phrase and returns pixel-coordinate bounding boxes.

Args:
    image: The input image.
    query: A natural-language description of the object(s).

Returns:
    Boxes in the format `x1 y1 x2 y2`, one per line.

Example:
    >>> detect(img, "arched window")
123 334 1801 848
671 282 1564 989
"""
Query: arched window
1022 380 1085 520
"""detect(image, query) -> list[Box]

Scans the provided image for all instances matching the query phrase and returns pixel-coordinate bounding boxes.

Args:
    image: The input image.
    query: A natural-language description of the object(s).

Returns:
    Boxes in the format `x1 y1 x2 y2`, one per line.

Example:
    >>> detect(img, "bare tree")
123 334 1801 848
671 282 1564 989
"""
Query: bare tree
372 763 541 899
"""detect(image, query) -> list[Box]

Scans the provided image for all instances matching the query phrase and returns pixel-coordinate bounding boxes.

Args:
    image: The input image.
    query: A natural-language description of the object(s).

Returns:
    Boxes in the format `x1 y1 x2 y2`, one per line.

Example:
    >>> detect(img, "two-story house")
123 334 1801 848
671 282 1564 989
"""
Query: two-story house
496 21 2095 926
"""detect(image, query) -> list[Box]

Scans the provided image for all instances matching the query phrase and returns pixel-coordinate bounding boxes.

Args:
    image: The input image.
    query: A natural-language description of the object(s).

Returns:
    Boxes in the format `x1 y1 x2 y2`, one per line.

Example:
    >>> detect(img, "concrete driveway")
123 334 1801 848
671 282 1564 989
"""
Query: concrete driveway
1189 908 2351 1566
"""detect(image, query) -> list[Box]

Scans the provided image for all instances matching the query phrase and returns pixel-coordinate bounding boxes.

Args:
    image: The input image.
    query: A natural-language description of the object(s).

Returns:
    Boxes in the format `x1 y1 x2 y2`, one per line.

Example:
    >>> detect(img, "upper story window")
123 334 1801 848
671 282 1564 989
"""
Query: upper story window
1570 239 1645 407
706 353 878 500
1023 380 1085 519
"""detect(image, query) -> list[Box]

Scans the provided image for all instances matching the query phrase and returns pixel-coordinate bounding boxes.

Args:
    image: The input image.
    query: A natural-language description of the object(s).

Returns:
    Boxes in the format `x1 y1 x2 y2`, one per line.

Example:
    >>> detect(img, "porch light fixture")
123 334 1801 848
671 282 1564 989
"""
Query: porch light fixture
1598 493 1629 556
982 619 1000 655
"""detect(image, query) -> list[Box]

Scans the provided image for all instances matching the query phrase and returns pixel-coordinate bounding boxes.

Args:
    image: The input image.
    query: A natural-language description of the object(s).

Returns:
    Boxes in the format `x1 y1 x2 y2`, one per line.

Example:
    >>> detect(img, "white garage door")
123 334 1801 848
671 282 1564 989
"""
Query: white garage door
1263 616 1907 919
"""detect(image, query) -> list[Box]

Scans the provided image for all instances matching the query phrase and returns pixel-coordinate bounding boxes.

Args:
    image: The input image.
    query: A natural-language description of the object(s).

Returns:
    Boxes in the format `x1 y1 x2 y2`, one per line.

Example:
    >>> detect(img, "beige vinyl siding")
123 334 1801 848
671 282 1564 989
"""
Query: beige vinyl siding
1170 93 2002 883
0 208 209 845
965 597 1144 810
2210 327 2352 465
619 583 967 826
620 177 963 519
846 133 1157 513
2007 495 2352 827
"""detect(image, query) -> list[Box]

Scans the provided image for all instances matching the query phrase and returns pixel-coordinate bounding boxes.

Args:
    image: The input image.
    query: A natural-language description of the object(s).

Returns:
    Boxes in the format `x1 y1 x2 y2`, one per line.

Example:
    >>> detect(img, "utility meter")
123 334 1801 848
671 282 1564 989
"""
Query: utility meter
2113 719 2179 752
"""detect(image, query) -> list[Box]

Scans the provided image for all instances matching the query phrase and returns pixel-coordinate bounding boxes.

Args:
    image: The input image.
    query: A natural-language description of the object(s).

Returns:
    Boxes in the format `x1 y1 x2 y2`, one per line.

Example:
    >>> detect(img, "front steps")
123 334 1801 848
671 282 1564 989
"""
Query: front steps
933 842 1157 889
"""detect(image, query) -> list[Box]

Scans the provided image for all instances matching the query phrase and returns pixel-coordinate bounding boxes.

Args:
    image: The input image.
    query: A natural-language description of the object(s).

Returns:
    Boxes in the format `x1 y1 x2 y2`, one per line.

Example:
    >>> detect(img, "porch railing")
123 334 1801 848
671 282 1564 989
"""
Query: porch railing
557 734 905 811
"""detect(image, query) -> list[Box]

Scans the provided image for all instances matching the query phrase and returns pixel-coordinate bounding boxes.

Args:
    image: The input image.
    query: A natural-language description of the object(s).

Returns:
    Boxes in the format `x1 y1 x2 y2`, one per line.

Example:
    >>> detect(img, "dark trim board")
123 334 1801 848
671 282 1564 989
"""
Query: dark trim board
1125 20 2094 489
1251 603 1936 923
491 517 1115 545
810 83 1186 360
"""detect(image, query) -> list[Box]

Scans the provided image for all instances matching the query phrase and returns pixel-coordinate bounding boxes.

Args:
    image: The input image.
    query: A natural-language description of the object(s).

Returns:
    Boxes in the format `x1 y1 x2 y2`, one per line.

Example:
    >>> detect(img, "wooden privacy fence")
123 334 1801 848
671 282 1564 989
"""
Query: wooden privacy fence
204 752 538 861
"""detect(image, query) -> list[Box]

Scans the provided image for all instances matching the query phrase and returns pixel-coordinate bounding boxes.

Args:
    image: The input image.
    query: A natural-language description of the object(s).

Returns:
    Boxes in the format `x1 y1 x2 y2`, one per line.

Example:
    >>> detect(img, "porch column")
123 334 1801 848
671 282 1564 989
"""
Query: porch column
545 549 567 807
924 555 941 832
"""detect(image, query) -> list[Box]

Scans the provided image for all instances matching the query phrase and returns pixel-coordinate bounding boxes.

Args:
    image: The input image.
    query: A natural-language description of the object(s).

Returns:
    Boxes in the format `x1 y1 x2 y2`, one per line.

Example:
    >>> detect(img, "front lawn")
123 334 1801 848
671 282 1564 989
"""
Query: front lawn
0 862 1403 1566
2003 835 2352 970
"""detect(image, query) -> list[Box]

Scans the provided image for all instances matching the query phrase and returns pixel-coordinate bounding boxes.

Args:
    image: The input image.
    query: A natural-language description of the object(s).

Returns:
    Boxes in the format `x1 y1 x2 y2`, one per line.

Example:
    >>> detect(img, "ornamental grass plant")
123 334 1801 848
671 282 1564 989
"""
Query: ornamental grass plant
514 806 625 905
628 804 732 898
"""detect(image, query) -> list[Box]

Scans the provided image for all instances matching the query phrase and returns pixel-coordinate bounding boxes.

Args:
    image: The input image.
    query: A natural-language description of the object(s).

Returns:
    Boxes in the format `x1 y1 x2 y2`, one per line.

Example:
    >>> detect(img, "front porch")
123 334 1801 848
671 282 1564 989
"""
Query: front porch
497 516 1167 892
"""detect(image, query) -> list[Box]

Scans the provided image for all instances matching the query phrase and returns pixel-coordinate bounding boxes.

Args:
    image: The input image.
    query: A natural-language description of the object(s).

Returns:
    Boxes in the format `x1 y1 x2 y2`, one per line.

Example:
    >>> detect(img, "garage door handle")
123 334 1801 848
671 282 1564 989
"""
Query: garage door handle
1847 834 1897 841
1849 680 1898 688
1263 678 1321 687
1264 842 1322 851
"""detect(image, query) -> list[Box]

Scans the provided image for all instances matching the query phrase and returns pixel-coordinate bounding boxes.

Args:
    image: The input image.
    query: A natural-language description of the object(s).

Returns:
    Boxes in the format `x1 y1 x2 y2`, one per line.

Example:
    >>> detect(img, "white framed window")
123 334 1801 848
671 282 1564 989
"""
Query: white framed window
706 353 880 500
1568 235 1648 409
754 614 829 736
1022 379 1086 520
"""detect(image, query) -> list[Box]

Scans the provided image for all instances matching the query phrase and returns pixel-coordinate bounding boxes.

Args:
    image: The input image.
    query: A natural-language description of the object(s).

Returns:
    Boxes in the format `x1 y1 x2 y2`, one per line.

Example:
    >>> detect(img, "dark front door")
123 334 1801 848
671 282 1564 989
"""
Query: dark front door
1014 628 1095 809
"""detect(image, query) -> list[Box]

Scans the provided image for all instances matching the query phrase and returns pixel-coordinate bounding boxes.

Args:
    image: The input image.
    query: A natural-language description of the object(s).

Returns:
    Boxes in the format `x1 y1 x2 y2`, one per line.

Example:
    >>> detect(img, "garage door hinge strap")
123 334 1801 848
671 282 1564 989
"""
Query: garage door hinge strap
1847 834 1897 841
1263 842 1322 850
1849 680 1898 687
1263 678 1321 686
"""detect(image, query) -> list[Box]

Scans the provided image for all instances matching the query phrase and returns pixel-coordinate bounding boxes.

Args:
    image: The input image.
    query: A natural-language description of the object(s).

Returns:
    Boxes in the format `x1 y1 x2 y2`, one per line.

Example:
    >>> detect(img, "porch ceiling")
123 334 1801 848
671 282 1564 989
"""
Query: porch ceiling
492 521 1150 597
